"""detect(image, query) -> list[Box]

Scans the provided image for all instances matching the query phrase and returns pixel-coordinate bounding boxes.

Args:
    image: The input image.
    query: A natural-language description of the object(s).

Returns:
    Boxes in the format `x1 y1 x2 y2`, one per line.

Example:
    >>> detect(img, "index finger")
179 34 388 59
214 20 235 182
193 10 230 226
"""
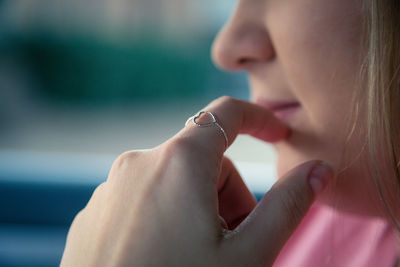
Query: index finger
180 96 290 157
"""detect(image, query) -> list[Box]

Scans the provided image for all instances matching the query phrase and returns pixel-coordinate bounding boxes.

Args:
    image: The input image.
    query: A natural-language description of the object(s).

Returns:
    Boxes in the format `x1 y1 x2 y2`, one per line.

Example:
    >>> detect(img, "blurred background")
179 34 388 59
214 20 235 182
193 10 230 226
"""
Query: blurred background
0 1 277 266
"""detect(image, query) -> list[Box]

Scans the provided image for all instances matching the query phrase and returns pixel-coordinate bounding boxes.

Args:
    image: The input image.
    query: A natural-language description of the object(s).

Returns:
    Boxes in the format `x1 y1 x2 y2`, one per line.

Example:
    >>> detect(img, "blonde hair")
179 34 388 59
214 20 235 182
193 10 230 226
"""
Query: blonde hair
363 0 400 230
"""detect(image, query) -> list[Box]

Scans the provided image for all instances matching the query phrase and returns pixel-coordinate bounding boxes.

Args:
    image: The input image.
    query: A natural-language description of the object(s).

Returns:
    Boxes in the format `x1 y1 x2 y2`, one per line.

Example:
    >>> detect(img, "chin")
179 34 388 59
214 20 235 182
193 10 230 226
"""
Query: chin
274 141 386 218
274 142 318 178
276 154 304 178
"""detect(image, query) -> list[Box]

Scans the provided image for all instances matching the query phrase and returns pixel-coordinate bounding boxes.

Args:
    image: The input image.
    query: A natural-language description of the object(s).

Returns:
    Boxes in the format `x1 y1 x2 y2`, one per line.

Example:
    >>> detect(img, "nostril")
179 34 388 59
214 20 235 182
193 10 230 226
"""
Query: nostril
238 57 256 65
237 57 257 69
238 58 249 64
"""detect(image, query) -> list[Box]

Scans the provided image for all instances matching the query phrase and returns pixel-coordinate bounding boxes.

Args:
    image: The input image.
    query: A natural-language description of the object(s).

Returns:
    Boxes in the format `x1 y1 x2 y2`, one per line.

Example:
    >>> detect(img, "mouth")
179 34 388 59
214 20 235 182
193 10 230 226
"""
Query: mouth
255 98 301 123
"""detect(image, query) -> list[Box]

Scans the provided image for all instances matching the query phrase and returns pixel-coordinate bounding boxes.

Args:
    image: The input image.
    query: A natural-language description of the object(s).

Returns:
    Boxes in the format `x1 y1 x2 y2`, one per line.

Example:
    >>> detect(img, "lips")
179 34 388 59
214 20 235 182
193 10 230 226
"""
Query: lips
255 98 301 122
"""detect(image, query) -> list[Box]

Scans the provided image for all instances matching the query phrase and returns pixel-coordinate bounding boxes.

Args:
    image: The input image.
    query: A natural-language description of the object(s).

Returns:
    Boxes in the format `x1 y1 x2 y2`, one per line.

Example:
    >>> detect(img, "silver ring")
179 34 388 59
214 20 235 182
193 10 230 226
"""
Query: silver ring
185 111 229 149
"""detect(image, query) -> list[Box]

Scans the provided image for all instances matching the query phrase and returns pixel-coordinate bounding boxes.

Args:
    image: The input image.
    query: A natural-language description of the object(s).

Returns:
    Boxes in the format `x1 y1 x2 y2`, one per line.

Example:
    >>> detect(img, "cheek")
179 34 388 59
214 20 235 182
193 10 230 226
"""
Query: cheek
274 13 362 108
268 1 364 176
267 0 363 112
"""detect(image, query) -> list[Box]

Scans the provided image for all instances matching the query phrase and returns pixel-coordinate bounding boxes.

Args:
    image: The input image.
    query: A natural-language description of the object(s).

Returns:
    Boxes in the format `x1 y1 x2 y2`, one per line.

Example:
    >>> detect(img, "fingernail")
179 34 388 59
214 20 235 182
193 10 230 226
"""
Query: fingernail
308 161 334 195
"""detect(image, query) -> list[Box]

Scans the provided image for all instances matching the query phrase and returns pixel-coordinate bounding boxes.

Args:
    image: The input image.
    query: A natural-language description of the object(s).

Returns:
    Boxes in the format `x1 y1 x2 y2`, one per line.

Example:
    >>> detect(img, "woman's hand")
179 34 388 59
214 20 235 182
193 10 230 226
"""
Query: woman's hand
60 96 334 267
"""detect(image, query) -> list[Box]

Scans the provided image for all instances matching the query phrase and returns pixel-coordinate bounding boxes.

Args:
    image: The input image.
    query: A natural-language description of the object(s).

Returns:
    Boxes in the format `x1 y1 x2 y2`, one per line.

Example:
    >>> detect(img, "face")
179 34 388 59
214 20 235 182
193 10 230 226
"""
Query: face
212 0 383 216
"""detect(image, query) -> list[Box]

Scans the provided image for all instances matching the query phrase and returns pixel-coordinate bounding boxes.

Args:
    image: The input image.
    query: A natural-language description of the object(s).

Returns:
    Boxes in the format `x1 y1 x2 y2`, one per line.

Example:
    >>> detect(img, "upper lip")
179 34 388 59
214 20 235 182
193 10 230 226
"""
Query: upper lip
255 98 301 112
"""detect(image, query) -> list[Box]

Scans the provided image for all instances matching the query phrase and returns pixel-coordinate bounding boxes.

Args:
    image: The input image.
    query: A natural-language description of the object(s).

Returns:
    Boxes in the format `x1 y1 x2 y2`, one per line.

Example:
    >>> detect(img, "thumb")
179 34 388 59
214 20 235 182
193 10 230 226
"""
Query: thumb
220 160 334 267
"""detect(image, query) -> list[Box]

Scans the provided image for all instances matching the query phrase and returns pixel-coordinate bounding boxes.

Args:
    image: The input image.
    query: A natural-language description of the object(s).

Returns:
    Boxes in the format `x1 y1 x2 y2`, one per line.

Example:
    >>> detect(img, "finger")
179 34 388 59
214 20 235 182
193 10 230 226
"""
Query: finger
179 96 289 158
217 157 257 230
220 160 334 267
159 97 289 230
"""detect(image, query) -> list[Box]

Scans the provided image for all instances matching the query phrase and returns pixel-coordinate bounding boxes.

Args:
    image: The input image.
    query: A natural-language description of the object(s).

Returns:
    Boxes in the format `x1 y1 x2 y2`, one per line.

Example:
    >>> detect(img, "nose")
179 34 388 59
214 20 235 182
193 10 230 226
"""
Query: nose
211 2 275 71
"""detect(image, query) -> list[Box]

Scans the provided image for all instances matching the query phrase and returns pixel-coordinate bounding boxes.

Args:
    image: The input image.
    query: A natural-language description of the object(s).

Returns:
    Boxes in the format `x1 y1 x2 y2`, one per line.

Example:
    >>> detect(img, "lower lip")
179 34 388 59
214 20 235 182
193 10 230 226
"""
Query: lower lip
272 105 301 122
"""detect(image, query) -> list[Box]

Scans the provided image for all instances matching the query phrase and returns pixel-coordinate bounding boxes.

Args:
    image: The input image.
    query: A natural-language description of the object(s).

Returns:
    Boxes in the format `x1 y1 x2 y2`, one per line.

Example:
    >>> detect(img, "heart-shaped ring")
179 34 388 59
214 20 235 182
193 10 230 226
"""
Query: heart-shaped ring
185 110 229 149
193 111 217 127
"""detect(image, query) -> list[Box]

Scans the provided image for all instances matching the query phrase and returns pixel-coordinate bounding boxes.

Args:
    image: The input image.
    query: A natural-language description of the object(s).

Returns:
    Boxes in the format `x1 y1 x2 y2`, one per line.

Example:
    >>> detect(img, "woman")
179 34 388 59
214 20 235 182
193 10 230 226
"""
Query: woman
60 0 400 266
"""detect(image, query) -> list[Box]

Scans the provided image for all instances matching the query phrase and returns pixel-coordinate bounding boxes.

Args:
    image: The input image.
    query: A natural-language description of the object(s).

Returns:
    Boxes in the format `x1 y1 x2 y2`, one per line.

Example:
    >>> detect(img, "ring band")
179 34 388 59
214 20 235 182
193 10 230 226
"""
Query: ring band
185 111 229 149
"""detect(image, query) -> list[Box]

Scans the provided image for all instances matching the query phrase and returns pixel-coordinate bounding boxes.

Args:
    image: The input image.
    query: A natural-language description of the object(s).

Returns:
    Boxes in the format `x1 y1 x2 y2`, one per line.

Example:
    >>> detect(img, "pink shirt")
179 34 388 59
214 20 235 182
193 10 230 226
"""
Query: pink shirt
274 203 399 267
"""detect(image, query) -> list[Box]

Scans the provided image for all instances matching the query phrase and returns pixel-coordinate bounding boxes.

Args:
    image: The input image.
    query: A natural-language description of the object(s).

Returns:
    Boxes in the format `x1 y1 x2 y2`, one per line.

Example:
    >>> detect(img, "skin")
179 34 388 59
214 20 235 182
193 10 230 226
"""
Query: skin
212 0 384 216
60 97 334 266
61 0 385 265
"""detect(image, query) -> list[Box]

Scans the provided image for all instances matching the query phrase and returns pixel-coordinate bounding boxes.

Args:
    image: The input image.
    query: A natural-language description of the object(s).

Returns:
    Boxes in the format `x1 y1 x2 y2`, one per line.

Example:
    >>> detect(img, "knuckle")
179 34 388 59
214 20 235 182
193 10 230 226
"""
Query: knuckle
112 150 142 170
91 182 106 199
162 137 215 178
167 137 204 161
72 209 85 224
68 208 87 238
84 182 106 209
217 95 237 107
108 150 147 182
